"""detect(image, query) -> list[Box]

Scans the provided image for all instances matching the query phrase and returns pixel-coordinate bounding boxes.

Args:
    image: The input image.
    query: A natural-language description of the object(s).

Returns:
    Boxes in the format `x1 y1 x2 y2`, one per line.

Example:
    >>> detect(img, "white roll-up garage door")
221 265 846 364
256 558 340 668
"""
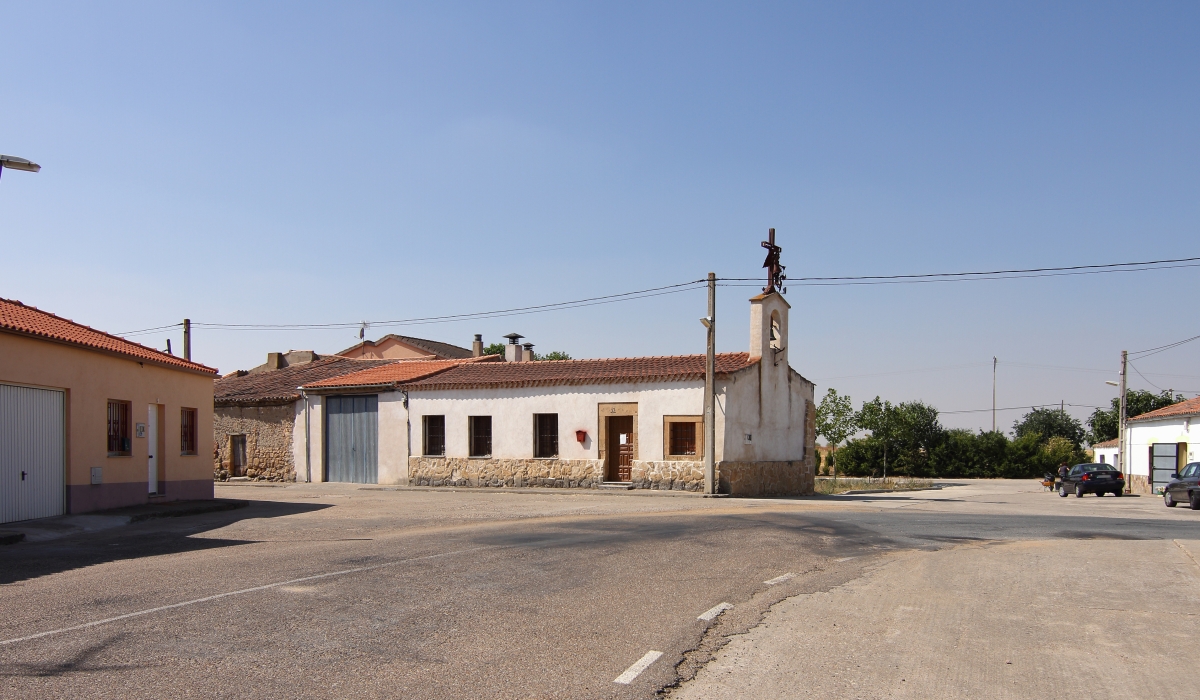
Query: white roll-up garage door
1 383 65 523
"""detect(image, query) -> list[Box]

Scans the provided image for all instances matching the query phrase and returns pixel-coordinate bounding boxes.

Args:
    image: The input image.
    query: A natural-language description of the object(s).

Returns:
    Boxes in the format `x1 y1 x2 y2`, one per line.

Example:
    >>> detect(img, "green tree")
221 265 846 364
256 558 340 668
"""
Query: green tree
1012 408 1085 448
855 398 944 477
534 350 572 361
1086 389 1185 444
481 344 571 361
815 388 857 479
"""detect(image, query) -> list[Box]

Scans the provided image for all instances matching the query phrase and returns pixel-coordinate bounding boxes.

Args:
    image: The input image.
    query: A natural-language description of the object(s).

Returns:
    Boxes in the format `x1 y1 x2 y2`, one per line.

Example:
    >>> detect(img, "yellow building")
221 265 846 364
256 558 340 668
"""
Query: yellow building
1 298 217 523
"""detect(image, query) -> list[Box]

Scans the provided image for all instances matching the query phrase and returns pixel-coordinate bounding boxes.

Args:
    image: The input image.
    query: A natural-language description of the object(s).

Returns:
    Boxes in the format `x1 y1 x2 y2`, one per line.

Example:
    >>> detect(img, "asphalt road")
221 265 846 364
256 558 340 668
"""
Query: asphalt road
2 481 1199 698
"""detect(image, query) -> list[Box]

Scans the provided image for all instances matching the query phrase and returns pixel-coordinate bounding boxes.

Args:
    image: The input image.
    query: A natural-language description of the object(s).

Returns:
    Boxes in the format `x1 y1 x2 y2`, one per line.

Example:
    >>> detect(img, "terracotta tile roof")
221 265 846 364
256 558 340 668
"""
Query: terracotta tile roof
0 297 217 375
1091 438 1120 448
1127 396 1200 423
303 355 500 391
336 334 473 360
215 357 397 405
404 352 757 391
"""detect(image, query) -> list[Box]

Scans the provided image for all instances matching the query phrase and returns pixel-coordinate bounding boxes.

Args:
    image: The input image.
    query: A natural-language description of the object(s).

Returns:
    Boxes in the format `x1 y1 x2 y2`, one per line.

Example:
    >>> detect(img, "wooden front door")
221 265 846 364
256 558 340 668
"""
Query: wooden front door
607 415 634 482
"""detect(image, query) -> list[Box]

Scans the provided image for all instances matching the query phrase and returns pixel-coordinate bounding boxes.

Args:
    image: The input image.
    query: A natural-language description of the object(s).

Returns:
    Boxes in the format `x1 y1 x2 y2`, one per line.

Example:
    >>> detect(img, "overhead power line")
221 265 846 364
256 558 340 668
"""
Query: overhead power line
118 279 707 336
117 253 1200 337
719 254 1200 285
1130 333 1200 360
941 402 1104 416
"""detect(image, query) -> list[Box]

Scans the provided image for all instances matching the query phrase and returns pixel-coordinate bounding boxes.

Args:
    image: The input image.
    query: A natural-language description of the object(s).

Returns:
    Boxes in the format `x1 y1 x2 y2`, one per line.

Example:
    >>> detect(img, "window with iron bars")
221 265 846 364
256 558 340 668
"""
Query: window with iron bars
107 400 132 456
469 416 492 457
669 420 698 456
534 413 558 458
423 415 446 456
181 407 198 455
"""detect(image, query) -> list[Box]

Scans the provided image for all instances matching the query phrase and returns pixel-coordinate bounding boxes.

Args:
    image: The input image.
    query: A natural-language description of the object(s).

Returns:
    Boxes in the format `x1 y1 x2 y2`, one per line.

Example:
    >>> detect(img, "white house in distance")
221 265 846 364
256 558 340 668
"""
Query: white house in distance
1121 396 1200 494
1092 438 1119 468
296 290 816 496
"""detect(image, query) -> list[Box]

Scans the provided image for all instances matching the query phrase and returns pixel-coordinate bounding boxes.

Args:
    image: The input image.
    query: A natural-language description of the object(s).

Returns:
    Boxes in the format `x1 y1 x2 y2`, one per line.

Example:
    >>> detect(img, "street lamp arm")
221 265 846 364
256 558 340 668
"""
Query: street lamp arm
0 155 41 173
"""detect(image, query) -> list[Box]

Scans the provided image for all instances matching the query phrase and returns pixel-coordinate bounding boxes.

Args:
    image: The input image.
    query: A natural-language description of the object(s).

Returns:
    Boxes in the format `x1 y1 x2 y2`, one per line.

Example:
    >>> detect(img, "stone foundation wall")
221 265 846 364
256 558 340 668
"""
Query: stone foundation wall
407 456 812 496
631 461 706 491
718 460 813 497
409 457 605 488
213 404 296 482
1128 474 1153 495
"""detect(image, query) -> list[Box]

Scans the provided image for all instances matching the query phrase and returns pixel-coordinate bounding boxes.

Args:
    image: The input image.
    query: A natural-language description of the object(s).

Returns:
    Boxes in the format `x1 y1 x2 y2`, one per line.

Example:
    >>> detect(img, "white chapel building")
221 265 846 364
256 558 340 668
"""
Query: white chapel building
295 291 816 496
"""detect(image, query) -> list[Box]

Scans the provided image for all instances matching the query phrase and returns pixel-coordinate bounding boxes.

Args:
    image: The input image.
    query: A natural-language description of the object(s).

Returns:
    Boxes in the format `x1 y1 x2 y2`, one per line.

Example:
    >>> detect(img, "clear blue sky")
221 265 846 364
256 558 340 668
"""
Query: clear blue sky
3 2 1197 432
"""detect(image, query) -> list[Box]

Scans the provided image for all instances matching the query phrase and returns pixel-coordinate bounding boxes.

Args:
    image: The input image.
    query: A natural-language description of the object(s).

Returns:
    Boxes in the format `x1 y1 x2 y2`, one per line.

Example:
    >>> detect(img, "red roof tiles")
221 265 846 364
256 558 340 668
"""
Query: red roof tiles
303 355 500 391
216 357 397 405
0 297 217 375
1127 395 1200 423
1091 438 1119 448
404 352 757 391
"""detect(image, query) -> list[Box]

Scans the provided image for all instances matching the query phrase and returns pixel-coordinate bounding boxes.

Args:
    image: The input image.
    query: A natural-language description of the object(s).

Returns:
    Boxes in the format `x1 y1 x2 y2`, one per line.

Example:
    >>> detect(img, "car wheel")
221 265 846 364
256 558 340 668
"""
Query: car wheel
1059 485 1068 498
1096 491 1104 497
1191 492 1200 511
1165 491 1177 508
1114 489 1124 497
1076 484 1084 498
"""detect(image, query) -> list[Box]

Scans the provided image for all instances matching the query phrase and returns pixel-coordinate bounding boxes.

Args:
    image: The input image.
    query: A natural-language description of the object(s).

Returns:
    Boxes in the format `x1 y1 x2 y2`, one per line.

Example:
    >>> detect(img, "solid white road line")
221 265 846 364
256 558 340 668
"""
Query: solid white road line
0 547 486 647
614 650 664 684
764 572 795 585
698 602 733 621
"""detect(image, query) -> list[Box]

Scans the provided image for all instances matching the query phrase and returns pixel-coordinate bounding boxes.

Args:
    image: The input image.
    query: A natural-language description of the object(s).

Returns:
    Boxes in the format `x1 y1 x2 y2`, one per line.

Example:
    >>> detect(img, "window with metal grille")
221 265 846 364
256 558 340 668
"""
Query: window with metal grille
669 421 697 456
534 413 558 458
181 408 198 455
469 416 492 457
107 400 131 456
423 415 446 456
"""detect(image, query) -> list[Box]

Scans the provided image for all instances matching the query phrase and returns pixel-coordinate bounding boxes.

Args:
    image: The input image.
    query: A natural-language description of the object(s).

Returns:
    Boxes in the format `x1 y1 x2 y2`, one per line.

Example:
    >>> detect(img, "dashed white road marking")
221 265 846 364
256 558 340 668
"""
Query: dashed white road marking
836 556 857 562
764 573 795 585
614 650 663 684
698 602 733 621
0 547 487 647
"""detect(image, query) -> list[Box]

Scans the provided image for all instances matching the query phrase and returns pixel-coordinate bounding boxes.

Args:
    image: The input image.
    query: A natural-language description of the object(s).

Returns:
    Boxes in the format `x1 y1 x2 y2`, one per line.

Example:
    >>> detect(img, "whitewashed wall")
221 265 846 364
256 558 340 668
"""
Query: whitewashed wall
1093 445 1119 466
293 394 326 482
378 392 410 483
1125 416 1196 477
403 381 707 465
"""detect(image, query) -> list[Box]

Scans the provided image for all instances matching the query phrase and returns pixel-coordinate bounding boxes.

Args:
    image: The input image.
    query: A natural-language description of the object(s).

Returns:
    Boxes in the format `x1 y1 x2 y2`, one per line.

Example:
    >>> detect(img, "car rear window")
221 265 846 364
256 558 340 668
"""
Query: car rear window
1090 464 1118 472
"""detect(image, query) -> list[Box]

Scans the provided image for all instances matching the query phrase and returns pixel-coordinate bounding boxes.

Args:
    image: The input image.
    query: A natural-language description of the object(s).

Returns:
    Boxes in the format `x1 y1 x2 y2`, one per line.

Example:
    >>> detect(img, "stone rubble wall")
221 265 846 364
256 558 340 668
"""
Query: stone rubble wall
631 461 706 491
213 404 296 482
717 460 813 497
409 457 605 488
407 455 813 496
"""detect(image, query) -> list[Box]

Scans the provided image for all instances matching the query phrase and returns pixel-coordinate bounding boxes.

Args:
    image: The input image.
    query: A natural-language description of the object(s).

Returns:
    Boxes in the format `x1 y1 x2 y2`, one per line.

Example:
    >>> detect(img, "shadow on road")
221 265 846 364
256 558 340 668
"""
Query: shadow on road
0 500 330 585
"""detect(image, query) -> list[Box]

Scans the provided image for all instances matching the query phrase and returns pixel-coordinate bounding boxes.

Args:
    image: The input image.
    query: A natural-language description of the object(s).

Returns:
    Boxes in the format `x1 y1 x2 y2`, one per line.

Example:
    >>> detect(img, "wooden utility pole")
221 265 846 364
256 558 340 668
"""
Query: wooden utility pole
183 319 192 361
992 356 997 432
703 272 716 495
1118 350 1128 492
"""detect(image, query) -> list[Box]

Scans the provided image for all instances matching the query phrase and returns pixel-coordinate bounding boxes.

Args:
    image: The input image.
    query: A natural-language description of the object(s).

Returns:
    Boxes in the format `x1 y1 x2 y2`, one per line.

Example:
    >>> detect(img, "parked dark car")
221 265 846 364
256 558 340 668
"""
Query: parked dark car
1058 463 1125 497
1164 462 1200 509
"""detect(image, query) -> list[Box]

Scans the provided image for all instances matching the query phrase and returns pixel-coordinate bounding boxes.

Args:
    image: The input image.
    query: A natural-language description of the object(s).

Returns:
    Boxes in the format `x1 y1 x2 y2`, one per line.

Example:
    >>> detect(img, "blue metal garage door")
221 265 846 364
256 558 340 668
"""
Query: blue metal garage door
325 395 378 484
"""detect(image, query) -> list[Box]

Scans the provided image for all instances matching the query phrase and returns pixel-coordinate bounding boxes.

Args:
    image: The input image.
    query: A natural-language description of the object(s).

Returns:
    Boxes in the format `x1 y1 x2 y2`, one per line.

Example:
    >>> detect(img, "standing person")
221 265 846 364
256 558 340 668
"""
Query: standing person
1057 462 1070 484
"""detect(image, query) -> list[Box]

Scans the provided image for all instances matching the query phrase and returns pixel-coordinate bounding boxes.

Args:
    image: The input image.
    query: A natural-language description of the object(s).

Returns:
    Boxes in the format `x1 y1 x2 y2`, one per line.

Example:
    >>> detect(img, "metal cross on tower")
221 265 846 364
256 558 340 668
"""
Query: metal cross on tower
761 228 786 293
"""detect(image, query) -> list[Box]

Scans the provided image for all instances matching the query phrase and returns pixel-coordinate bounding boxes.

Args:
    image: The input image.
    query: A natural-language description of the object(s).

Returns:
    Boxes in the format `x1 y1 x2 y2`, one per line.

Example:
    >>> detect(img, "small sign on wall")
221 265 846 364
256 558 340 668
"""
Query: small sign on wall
136 423 146 438
743 433 754 445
